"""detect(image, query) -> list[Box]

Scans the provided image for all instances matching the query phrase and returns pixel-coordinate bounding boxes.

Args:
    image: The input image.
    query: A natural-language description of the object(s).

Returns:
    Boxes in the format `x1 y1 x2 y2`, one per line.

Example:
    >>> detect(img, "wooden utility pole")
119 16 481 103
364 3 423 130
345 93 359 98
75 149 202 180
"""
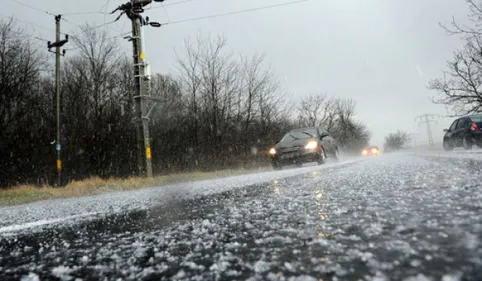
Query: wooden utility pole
48 15 68 186
112 0 163 177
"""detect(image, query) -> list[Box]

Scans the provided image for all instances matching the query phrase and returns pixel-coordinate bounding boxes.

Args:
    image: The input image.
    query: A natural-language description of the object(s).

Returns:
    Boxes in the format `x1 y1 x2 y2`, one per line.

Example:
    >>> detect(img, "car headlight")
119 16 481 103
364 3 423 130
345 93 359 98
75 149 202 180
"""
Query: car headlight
269 148 277 155
372 148 378 154
305 141 318 150
362 150 368 155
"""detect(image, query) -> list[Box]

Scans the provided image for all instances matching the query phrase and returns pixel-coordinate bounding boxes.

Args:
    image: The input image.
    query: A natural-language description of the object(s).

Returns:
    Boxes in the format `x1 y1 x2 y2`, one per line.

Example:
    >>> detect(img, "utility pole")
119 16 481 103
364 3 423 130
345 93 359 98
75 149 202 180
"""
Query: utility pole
48 15 68 186
415 114 439 148
112 0 163 177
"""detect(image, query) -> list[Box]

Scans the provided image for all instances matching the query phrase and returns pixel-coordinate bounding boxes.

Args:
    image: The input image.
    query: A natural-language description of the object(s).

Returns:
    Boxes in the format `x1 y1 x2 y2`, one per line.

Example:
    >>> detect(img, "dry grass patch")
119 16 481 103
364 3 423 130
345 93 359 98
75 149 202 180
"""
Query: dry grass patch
0 168 269 207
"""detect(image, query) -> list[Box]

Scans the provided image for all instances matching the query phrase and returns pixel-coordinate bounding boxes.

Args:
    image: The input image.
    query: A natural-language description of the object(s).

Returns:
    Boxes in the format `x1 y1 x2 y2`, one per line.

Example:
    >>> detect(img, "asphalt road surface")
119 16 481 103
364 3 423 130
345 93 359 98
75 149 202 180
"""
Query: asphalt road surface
1 152 482 281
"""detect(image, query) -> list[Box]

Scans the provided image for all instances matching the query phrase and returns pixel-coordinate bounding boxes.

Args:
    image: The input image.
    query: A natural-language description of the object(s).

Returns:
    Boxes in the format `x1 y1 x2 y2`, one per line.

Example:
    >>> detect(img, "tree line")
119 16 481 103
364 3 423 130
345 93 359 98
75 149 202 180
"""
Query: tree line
0 20 371 188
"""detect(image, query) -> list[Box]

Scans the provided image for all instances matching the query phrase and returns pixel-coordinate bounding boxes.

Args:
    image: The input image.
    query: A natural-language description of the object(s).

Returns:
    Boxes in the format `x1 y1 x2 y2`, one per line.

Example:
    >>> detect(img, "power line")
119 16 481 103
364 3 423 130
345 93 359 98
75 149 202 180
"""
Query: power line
62 16 122 33
65 19 121 37
0 14 112 37
9 0 56 16
57 0 116 16
101 0 115 31
161 3 171 23
100 0 114 13
163 0 311 25
87 20 121 32
0 14 62 34
61 11 110 16
34 36 49 42
9 0 114 32
61 17 81 28
147 0 194 9
106 31 131 40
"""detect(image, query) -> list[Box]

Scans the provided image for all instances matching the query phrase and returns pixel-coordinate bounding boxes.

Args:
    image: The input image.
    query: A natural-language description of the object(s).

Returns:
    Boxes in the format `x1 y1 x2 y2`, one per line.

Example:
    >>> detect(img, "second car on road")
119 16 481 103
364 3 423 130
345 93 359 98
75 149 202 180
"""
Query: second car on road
269 126 339 170
361 146 380 156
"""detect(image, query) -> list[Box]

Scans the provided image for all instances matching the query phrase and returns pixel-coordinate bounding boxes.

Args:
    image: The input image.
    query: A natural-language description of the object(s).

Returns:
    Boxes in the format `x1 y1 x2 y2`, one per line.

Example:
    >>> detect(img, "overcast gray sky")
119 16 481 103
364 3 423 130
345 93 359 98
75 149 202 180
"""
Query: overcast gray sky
3 0 472 146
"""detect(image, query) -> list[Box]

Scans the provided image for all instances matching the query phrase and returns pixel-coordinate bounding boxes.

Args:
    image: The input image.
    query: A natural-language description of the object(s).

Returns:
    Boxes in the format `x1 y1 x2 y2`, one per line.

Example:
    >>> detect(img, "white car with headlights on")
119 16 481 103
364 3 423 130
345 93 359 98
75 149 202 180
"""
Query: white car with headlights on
268 126 339 170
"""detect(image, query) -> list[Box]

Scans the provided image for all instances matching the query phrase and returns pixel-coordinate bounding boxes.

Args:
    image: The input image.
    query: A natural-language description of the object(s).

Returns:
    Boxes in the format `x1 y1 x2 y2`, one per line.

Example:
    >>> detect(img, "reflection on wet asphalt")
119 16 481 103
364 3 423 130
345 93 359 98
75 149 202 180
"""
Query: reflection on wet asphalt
1 154 482 281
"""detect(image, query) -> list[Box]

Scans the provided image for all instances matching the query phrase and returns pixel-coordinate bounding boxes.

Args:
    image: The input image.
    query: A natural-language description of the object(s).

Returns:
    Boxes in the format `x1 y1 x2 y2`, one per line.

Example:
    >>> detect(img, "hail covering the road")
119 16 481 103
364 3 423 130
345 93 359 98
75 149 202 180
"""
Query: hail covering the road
1 152 482 280
0 158 362 234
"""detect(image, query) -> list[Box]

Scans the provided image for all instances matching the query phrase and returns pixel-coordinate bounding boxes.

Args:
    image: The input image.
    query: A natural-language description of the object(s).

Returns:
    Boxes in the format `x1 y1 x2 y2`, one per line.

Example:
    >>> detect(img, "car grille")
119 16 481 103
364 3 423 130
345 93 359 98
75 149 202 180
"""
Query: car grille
279 147 300 153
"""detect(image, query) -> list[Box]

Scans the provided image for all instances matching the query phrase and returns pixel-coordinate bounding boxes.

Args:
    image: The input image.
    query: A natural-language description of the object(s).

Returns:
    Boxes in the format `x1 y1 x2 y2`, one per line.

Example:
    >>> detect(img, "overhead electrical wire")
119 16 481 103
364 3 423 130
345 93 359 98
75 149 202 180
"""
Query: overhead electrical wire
51 0 111 16
33 36 49 42
161 4 172 23
61 17 81 28
6 0 312 44
107 31 131 40
66 20 120 41
162 0 311 25
147 0 194 10
9 0 121 35
62 16 122 35
9 0 56 16
0 13 65 35
62 0 191 16
61 11 110 16
4 0 132 55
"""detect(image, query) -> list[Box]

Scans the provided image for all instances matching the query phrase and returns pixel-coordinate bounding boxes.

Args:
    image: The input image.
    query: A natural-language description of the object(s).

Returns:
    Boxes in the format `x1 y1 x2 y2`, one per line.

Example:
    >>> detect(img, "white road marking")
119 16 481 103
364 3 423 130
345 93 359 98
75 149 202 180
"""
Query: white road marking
0 212 97 234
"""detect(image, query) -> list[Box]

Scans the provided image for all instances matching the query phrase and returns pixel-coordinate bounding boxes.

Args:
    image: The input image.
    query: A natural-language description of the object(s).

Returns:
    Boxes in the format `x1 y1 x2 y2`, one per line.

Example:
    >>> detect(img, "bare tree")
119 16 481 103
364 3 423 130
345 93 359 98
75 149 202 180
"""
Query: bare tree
429 36 482 115
384 130 411 151
149 74 183 126
430 0 482 115
176 37 203 156
441 0 482 37
331 99 370 150
177 34 243 167
237 53 279 156
0 19 45 137
0 19 51 187
297 94 370 151
297 93 336 129
173 34 291 169
68 25 122 120
62 25 133 178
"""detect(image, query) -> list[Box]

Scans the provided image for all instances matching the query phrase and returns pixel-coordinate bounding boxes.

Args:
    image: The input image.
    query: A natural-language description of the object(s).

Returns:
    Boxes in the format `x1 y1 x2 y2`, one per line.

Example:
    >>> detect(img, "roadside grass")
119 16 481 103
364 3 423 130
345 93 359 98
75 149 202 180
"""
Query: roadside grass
0 168 269 207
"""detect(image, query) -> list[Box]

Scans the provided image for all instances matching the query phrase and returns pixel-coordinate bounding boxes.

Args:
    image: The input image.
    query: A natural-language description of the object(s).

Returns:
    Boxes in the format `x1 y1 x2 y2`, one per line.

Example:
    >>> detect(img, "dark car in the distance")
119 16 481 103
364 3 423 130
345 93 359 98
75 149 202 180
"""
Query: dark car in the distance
269 126 339 170
443 114 482 150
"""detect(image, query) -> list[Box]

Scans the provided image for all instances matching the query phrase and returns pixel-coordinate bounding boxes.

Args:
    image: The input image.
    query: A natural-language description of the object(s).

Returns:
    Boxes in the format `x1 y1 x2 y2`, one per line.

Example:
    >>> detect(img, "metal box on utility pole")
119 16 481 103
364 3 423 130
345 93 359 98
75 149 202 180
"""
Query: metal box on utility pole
145 61 151 80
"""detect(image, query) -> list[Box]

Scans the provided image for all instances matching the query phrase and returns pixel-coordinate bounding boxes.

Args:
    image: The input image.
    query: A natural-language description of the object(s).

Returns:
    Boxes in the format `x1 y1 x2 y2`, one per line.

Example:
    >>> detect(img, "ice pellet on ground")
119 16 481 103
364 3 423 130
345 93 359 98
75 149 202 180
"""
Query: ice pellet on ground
2 155 482 280
441 272 462 281
254 260 270 273
402 273 432 281
20 273 39 281
51 266 73 281
288 275 317 281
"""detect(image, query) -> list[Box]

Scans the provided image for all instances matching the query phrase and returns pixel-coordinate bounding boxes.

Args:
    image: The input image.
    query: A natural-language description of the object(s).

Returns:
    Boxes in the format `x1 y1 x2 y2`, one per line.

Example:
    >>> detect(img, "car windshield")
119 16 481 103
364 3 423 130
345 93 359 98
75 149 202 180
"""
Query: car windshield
281 129 317 141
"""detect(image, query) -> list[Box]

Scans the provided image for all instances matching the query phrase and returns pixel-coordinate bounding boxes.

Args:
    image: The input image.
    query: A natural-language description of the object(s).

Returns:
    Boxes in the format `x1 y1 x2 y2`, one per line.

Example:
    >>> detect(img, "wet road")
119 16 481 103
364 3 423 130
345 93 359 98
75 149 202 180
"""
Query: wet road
1 153 482 281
